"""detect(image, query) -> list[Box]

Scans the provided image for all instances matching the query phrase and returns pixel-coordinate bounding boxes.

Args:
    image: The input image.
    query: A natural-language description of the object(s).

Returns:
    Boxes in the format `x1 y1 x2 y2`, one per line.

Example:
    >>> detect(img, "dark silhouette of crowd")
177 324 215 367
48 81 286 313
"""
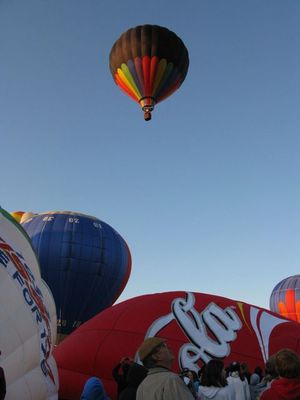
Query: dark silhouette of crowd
112 357 134 397
0 351 6 400
78 339 300 400
0 366 6 400
119 362 148 400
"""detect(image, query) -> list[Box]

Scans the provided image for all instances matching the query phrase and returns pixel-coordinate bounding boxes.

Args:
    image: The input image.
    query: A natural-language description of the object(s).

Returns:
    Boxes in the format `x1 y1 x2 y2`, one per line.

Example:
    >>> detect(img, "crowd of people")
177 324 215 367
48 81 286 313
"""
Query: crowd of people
80 337 300 400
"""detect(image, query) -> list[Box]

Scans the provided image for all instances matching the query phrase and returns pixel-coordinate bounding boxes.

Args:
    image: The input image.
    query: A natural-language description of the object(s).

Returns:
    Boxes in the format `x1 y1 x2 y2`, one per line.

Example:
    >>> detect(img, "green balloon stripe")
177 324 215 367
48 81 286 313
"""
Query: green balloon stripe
121 63 142 99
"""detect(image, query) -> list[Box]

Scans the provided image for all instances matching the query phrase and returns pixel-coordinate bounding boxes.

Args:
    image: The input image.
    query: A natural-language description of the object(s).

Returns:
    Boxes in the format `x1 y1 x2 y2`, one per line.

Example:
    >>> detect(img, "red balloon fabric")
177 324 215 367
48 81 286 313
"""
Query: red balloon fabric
54 291 300 400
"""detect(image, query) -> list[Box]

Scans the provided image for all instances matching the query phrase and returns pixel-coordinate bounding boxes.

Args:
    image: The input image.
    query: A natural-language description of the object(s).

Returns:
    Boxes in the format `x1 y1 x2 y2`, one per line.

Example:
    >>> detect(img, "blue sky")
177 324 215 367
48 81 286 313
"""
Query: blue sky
1 0 299 309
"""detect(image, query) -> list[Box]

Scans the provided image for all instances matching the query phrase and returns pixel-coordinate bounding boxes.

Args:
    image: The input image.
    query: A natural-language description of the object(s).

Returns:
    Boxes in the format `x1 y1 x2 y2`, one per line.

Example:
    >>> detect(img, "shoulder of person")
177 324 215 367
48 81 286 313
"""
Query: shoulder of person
259 388 272 400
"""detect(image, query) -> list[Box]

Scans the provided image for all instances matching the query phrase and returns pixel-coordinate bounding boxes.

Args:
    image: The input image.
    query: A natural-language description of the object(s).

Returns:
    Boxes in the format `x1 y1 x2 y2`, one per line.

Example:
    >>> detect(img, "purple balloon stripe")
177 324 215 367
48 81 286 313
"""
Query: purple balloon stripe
156 68 180 100
127 59 143 96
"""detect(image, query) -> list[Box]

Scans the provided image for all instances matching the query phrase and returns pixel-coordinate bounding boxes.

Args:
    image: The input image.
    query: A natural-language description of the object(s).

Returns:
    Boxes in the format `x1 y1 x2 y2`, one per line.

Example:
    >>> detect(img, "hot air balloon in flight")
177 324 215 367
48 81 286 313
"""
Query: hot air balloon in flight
109 24 189 121
21 211 131 340
270 275 300 322
0 207 59 400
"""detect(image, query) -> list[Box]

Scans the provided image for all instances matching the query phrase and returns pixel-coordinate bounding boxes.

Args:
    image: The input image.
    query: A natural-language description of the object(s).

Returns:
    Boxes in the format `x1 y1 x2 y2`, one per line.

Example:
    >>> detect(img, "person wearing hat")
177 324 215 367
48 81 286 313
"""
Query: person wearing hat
80 376 110 400
136 337 195 400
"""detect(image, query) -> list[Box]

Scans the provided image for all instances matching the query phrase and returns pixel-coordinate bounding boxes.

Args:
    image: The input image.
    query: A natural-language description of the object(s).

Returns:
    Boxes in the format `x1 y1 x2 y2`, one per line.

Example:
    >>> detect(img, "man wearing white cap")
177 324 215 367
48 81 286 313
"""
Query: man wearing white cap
136 337 194 400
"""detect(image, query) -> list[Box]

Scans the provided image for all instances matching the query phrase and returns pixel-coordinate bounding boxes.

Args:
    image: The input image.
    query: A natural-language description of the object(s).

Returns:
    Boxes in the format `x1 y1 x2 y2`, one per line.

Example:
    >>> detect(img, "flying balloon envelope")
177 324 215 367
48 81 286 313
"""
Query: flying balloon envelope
270 275 300 322
0 206 59 400
21 211 131 339
54 291 300 400
109 24 189 121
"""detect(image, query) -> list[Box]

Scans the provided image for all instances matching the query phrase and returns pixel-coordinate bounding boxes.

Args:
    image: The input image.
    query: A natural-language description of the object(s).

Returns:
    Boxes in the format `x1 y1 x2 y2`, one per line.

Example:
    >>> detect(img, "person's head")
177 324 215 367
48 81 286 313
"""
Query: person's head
180 368 194 382
181 368 189 377
121 357 133 366
190 370 199 382
121 363 131 376
138 337 174 369
274 348 300 379
120 356 133 376
265 354 279 380
201 359 227 388
240 362 249 374
254 366 263 378
187 370 195 381
80 377 109 400
229 361 245 380
229 361 240 374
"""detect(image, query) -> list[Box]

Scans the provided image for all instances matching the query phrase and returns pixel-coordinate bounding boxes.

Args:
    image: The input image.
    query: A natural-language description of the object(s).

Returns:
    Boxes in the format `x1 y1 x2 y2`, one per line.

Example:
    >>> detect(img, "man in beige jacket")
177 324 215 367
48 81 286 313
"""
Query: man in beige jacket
136 337 195 400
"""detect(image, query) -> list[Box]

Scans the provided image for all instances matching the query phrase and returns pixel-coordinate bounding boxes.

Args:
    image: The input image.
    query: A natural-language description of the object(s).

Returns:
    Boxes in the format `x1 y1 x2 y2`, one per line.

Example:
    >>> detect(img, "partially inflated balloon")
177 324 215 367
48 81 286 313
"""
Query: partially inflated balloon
54 291 300 400
109 25 189 121
0 207 59 400
270 275 300 322
10 211 25 223
21 211 131 338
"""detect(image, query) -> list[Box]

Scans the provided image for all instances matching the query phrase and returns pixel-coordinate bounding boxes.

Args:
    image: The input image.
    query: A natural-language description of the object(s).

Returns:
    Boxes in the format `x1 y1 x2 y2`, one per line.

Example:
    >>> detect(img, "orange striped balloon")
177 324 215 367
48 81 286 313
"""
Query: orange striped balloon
270 275 300 323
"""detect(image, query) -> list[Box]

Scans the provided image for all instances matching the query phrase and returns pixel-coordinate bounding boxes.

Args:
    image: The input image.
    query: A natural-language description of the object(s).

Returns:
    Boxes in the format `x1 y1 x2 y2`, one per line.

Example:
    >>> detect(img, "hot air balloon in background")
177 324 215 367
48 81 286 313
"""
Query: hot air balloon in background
54 291 300 400
21 211 131 340
109 24 189 121
270 275 300 322
0 207 59 399
11 211 35 224
10 211 25 223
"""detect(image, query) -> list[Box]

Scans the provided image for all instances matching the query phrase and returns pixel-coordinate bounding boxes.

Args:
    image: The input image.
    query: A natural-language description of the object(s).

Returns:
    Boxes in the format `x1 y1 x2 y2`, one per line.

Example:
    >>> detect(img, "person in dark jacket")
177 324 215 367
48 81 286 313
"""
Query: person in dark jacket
0 351 6 400
119 363 148 400
260 348 300 400
112 357 134 397
0 367 6 400
80 376 110 400
240 363 251 384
